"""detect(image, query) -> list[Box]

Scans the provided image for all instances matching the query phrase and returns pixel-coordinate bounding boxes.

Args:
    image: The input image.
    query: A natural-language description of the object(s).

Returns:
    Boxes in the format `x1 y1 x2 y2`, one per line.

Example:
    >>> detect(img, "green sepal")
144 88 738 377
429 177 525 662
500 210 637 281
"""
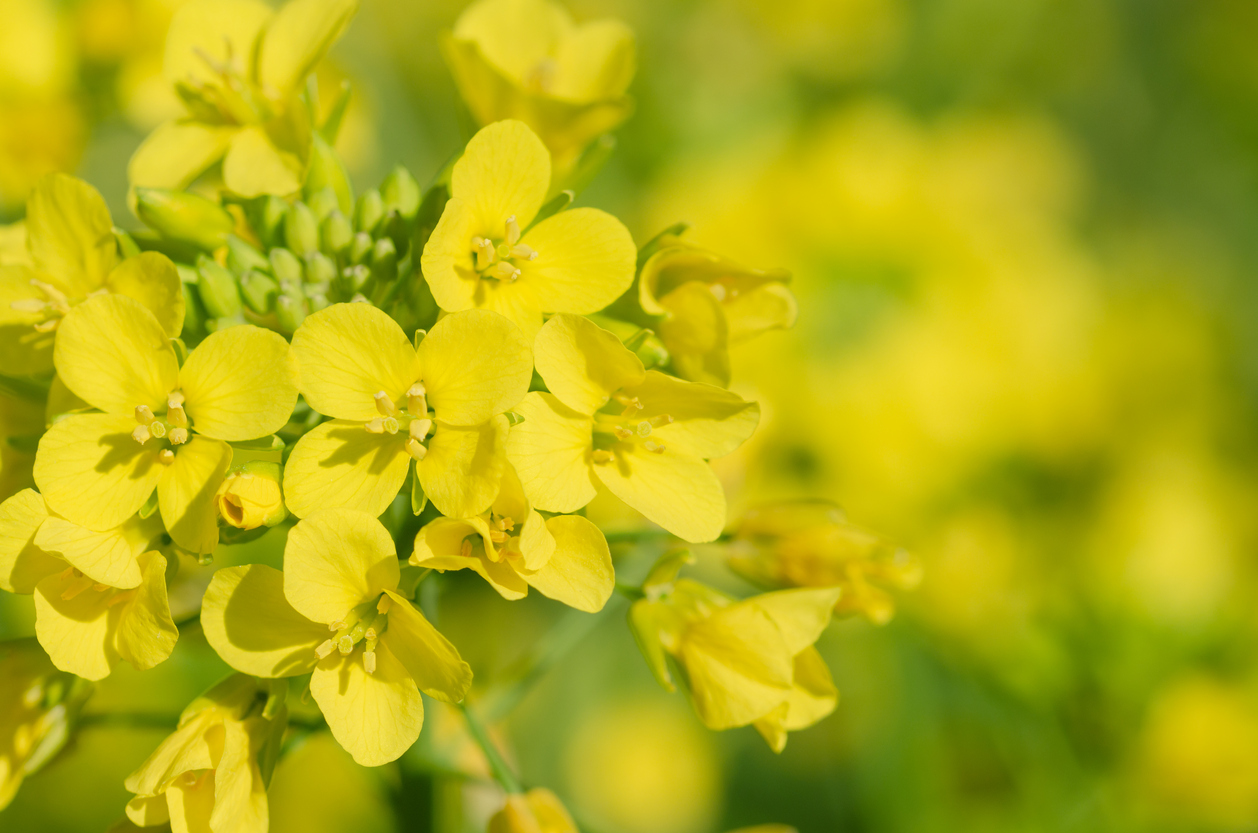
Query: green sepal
527 189 573 233
642 548 693 597
306 132 354 215
636 222 690 271
411 469 427 515
170 337 189 367
113 227 141 259
228 434 285 452
504 411 525 427
138 488 159 520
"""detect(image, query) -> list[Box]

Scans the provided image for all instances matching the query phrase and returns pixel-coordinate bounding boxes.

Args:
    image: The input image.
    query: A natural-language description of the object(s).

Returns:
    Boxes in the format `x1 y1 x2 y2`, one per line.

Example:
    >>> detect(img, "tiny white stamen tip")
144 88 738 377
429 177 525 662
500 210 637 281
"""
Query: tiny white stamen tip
363 651 377 675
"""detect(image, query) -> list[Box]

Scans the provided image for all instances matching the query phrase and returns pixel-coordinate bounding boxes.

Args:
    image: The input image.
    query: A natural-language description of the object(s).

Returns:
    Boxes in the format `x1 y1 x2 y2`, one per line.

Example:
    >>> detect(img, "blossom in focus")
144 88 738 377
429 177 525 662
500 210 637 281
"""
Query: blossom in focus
201 509 472 766
33 294 298 553
489 787 579 833
443 0 635 174
422 120 636 338
508 314 759 543
216 460 287 530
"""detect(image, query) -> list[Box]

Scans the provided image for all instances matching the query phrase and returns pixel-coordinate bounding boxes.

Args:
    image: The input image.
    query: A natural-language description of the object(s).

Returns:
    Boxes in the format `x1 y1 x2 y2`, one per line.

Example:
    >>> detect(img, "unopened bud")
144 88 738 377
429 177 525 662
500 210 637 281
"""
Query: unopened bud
195 255 242 319
381 165 421 221
274 284 307 332
307 187 339 222
321 210 353 254
349 232 373 265
489 790 579 833
354 189 384 235
285 202 319 257
225 235 270 274
215 461 287 529
371 237 397 282
239 270 279 314
269 247 303 284
134 188 234 251
306 252 337 285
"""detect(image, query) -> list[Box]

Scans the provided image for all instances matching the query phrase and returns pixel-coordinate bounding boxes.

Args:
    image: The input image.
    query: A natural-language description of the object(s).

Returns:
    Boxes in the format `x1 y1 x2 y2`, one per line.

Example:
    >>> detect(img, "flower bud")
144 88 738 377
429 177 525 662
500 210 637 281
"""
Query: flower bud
270 247 304 284
349 231 374 265
307 186 340 221
275 283 308 332
247 195 289 250
488 789 578 833
195 256 243 319
215 461 287 529
371 236 397 282
321 210 353 255
134 188 234 251
355 188 385 234
225 235 271 274
305 132 354 214
239 270 279 315
306 251 337 285
285 201 319 257
381 165 421 221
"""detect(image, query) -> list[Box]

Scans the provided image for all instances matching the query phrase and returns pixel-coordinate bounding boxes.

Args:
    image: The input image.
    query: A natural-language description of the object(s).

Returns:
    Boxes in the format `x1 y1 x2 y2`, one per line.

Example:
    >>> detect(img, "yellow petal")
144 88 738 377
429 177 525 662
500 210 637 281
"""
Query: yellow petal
291 303 421 421
201 564 325 677
0 489 60 594
452 0 571 86
211 718 269 833
522 515 613 612
592 443 726 543
309 642 423 767
113 551 179 672
165 766 217 833
0 265 55 375
163 0 272 88
532 313 644 413
505 392 595 513
421 197 480 313
180 324 298 440
417 417 508 519
409 516 528 600
34 570 113 680
258 0 357 95
515 507 555 571
126 714 216 811
418 309 531 425
34 516 142 589
126 795 173 827
749 587 842 655
780 647 838 731
282 420 410 519
550 20 636 100
284 508 399 624
54 294 179 415
34 413 163 531
452 119 551 233
158 435 232 554
680 601 793 729
128 121 236 191
479 278 545 339
105 252 186 339
620 370 759 459
725 282 797 344
517 209 635 315
25 173 118 296
656 281 730 387
382 589 473 703
223 127 303 198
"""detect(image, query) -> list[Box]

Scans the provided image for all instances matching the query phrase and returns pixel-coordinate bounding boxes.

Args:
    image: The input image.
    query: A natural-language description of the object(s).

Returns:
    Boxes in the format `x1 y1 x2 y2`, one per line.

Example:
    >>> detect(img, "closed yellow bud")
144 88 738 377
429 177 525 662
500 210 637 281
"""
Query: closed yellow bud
215 461 287 530
489 788 579 833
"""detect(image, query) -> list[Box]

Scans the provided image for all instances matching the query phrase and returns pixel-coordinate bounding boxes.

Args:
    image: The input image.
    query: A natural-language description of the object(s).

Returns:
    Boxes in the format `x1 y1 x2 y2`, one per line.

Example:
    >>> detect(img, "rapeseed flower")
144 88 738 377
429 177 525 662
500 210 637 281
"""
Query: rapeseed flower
489 787 579 833
0 173 183 375
283 303 531 519
421 120 636 338
128 0 357 197
410 465 614 611
201 509 472 766
215 461 287 530
508 314 758 542
33 293 298 553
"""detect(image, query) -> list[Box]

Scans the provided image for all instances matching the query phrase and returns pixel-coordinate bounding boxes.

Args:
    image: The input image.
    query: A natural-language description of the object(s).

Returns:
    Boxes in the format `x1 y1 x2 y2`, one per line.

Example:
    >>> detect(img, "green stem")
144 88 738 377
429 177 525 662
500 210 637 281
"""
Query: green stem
458 701 522 794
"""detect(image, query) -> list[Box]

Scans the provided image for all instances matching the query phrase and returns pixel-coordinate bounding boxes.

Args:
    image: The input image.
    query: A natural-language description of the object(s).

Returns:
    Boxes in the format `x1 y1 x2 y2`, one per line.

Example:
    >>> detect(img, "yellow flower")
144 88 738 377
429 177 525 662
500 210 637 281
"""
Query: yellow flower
0 638 92 811
507 314 759 543
33 293 298 553
200 509 472 766
124 674 287 833
489 787 579 833
128 0 357 197
215 461 287 530
411 465 614 612
421 120 636 338
444 0 635 174
0 173 184 375
283 303 532 519
629 577 841 753
0 488 177 680
728 501 921 625
639 239 796 387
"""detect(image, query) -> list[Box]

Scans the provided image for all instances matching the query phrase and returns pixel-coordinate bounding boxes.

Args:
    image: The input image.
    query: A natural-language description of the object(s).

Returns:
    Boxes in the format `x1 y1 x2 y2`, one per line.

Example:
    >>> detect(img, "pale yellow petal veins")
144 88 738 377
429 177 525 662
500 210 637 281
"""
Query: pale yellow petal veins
0 489 60 594
517 209 635 315
180 325 298 440
532 313 644 414
35 516 142 590
309 642 423 767
382 589 472 703
105 252 186 340
25 173 118 296
417 417 508 519
418 309 532 426
201 564 325 677
282 420 411 519
158 436 233 554
522 515 613 612
592 443 726 544
113 552 179 671
505 392 596 513
284 509 399 624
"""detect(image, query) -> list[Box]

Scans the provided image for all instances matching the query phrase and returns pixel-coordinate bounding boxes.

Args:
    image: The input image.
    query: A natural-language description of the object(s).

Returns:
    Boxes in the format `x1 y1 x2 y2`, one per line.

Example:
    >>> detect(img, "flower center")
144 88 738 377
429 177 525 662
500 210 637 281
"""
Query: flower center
181 41 270 125
10 280 76 333
460 513 519 563
470 215 537 284
591 394 673 463
131 392 191 462
364 383 433 462
314 594 392 675
56 566 135 607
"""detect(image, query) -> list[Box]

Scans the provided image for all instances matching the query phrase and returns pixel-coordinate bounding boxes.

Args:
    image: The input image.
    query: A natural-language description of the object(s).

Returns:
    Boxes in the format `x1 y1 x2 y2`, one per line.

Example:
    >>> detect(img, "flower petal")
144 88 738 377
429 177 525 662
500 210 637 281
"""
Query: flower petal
291 303 421 421
452 119 551 233
0 265 55 375
417 417 508 518
113 551 179 672
451 0 572 85
180 325 298 440
522 515 613 612
201 564 325 677
421 197 480 313
128 120 236 191
54 294 179 415
515 507 555 571
532 313 644 413
505 392 596 513
410 517 530 601
104 252 186 339
309 642 423 767
126 795 173 826
780 647 838 731
258 0 357 95
33 570 114 680
518 208 635 315
34 516 142 589
124 710 215 795
25 173 118 296
0 489 60 594
158 435 232 554
223 126 303 198
166 766 217 833
656 281 730 387
725 282 797 343
282 420 411 519
550 19 636 100
748 587 842 655
620 370 759 459
382 589 473 703
284 509 399 624
419 309 532 425
163 0 272 88
34 413 163 531
592 443 726 543
211 717 268 833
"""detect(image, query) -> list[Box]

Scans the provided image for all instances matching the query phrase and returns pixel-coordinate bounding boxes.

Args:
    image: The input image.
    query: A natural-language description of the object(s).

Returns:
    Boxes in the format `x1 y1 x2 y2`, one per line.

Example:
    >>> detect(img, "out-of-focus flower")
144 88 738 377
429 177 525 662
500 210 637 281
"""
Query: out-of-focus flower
0 390 44 502
201 509 472 766
411 464 614 611
422 120 636 338
489 787 578 833
728 501 920 624
443 0 635 175
0 223 31 266
508 314 758 543
639 237 796 387
124 674 288 833
283 303 531 519
216 460 287 530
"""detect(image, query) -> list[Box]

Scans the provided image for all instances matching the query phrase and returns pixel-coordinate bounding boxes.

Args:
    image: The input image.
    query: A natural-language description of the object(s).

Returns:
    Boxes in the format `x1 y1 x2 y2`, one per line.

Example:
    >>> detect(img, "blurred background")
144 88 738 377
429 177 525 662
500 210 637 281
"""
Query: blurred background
4 0 1258 831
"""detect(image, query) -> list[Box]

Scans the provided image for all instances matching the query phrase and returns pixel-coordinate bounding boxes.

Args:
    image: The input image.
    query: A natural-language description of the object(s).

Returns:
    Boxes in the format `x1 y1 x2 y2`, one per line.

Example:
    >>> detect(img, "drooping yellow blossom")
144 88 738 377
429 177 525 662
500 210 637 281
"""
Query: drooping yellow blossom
33 293 298 553
421 120 636 338
639 238 796 387
283 303 531 519
630 575 841 753
728 501 921 625
489 787 579 833
0 173 184 375
201 509 473 766
215 460 287 530
410 465 614 612
444 0 635 174
0 638 93 811
128 0 357 197
507 314 759 543
124 674 287 833
0 489 177 680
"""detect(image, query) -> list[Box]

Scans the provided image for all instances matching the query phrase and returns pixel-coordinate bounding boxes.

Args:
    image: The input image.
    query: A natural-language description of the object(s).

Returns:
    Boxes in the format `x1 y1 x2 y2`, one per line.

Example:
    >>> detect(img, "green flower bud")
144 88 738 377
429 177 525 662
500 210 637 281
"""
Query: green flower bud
178 264 207 335
307 292 329 313
269 247 304 284
305 132 353 214
215 461 287 529
225 235 270 275
134 188 234 251
321 210 353 255
381 165 421 221
371 236 397 282
306 252 337 285
195 256 243 319
239 270 279 315
354 188 384 234
349 231 373 265
275 282 307 332
307 187 340 222
343 264 370 294
285 202 319 257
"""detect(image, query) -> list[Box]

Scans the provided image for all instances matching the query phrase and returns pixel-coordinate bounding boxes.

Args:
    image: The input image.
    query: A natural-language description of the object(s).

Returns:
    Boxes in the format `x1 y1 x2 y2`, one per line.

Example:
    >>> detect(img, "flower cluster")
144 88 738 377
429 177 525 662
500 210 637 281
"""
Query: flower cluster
0 0 913 826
